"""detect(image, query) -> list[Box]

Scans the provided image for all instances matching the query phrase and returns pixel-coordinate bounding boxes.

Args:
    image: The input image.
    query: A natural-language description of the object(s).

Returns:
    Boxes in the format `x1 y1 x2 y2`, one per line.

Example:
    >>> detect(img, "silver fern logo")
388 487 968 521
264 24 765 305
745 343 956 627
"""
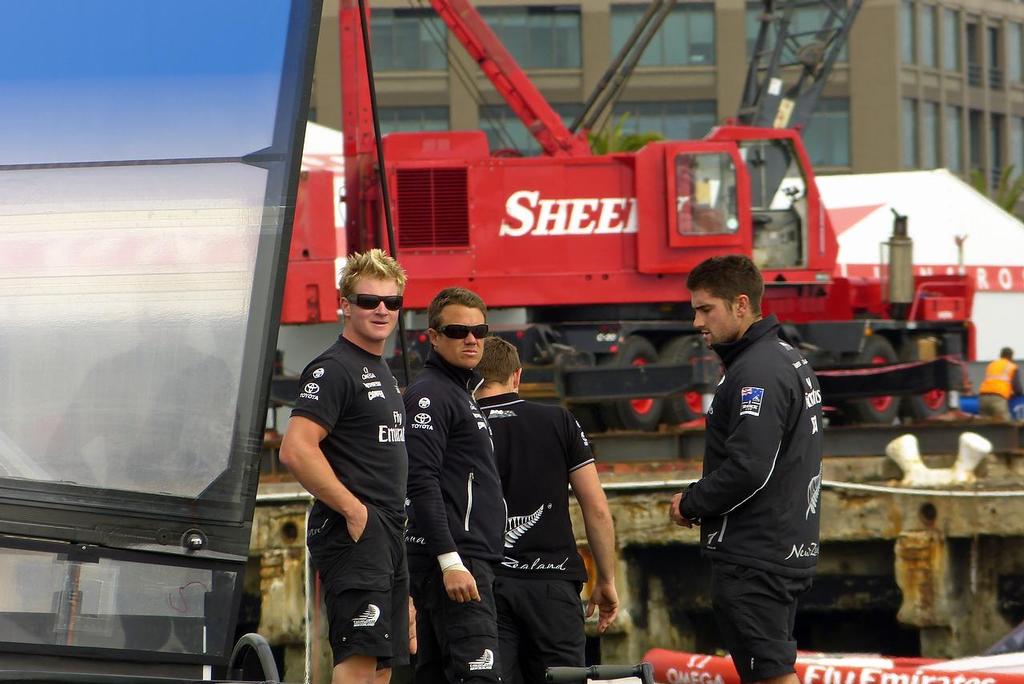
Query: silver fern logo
504 505 545 548
352 603 380 627
469 649 494 671
805 467 822 520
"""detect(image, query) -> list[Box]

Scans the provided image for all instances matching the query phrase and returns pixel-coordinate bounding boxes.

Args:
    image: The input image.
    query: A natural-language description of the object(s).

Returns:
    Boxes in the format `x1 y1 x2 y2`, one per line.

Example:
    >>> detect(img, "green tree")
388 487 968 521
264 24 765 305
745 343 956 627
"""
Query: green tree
970 165 1024 213
589 113 663 154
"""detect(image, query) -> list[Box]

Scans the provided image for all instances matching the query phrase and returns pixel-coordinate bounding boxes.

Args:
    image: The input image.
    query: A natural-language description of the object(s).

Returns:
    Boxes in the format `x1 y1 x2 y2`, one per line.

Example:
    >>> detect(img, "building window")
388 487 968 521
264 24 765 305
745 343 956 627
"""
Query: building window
612 100 717 140
945 105 963 173
1012 117 1024 174
746 2 846 61
480 103 582 154
943 9 960 71
988 26 1003 88
921 5 938 68
969 109 983 170
803 97 850 167
991 113 1005 184
480 7 581 69
1007 116 1024 174
1009 23 1023 83
902 98 918 168
902 1 916 64
921 102 940 168
966 21 981 85
371 9 447 71
745 5 760 58
378 106 449 134
611 4 714 66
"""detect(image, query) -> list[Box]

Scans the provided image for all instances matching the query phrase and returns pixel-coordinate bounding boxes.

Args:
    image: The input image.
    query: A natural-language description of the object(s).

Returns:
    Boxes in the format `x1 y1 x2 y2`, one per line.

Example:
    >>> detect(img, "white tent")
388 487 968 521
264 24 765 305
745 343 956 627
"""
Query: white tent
301 121 344 173
298 121 346 277
276 121 348 387
816 169 1024 359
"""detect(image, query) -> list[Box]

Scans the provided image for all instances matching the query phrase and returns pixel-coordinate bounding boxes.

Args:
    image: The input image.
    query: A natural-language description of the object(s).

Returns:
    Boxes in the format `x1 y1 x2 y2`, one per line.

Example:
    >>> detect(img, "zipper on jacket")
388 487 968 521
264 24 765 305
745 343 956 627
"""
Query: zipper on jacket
464 471 475 532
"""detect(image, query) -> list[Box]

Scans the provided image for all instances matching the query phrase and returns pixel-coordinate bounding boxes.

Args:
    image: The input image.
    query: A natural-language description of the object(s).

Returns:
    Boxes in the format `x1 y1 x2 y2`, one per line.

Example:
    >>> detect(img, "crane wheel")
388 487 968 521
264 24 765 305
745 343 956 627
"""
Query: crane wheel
659 335 716 425
845 335 900 424
598 335 664 431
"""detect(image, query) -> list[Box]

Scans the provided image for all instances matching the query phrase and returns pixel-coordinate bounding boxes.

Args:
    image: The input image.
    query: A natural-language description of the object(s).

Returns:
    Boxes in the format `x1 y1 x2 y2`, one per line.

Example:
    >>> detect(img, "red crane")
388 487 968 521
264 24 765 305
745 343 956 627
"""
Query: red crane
283 0 974 430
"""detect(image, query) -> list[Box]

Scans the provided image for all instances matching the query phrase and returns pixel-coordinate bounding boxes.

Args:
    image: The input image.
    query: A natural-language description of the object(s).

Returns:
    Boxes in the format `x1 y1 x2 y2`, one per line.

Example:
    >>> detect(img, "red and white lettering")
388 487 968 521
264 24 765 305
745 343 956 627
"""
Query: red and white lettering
840 264 1024 291
998 267 1012 290
805 665 827 684
976 267 989 290
499 190 638 237
499 190 540 237
566 198 600 234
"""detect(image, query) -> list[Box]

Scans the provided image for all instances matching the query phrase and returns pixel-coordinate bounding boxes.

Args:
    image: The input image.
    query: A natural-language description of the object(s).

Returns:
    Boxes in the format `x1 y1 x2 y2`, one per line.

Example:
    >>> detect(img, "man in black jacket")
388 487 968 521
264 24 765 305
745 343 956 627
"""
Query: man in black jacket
670 255 823 684
404 287 505 683
476 337 619 684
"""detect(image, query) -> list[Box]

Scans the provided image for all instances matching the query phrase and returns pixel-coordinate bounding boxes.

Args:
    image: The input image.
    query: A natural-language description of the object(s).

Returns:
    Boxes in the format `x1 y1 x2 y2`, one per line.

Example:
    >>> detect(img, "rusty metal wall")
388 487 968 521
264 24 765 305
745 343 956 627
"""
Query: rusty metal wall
249 434 1024 674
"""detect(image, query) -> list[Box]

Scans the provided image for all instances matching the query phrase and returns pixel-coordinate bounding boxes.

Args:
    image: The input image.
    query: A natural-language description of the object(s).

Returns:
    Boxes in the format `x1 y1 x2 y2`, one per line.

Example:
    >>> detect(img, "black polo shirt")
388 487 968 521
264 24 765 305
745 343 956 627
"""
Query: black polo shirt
478 393 592 581
292 335 407 521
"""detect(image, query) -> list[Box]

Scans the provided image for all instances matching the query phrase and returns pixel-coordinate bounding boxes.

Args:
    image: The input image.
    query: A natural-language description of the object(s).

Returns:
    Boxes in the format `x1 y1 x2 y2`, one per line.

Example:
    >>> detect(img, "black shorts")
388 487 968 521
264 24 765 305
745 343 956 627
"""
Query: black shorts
494 575 586 684
409 556 501 683
307 506 410 668
711 562 812 684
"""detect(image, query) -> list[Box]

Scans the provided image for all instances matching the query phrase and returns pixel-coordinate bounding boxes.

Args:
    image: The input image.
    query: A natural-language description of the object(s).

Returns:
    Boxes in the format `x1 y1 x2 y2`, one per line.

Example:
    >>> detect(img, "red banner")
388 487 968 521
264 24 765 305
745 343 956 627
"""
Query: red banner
839 264 1024 292
644 650 1024 684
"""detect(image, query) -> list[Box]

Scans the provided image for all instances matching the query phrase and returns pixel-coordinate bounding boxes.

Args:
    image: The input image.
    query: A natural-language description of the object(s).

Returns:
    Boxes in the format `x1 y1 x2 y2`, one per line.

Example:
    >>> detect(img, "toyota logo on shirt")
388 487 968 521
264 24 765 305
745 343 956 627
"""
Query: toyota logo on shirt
304 382 320 395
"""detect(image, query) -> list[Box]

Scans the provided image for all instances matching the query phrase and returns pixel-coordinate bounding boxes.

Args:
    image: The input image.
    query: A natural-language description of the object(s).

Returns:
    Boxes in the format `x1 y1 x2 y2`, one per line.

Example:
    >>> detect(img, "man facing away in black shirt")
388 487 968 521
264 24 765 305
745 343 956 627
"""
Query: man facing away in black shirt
476 337 619 684
280 249 412 684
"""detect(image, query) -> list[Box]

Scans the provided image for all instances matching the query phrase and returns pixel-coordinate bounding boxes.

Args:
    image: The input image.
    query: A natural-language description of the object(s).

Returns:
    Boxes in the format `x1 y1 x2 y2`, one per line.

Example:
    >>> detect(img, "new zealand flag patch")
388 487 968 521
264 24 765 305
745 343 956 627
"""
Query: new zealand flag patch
740 386 765 417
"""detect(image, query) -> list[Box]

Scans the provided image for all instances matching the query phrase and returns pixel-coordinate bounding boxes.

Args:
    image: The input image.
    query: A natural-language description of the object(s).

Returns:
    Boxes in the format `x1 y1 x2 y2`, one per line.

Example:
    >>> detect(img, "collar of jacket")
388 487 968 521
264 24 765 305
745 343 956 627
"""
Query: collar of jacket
712 314 781 367
477 392 518 407
425 349 485 393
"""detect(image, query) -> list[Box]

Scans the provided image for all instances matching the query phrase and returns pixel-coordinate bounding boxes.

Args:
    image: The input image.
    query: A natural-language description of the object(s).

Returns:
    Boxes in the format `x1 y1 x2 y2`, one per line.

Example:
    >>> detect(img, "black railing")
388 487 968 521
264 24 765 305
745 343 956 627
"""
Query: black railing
968 62 983 86
992 167 1004 189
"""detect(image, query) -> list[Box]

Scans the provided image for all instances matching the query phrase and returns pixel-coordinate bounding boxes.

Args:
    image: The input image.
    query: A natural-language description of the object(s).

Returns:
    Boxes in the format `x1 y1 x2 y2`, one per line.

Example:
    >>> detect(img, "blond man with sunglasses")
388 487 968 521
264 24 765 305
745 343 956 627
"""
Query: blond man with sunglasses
280 249 411 684
404 287 506 684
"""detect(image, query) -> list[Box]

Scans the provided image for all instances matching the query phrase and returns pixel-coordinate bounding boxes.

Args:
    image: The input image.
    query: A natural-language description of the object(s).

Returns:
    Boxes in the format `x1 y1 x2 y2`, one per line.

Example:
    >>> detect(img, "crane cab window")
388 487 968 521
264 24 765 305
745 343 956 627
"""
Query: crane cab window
673 152 739 235
740 139 807 269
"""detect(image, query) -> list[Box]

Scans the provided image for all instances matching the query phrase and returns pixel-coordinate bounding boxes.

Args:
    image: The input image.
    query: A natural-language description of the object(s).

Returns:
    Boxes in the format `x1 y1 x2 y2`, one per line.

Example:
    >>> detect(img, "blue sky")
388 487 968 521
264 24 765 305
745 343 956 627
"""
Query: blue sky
0 0 290 80
0 0 296 164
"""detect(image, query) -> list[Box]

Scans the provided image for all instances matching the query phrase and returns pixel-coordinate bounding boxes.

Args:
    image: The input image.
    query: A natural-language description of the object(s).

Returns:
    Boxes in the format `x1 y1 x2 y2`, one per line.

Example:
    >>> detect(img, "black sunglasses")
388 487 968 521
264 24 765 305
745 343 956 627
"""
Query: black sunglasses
347 293 403 311
437 324 489 339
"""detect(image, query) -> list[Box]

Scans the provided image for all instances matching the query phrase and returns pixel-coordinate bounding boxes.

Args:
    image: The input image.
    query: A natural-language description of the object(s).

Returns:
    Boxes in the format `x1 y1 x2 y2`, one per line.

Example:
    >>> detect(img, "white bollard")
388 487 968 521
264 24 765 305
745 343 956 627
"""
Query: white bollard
886 434 930 485
886 431 991 486
952 432 992 483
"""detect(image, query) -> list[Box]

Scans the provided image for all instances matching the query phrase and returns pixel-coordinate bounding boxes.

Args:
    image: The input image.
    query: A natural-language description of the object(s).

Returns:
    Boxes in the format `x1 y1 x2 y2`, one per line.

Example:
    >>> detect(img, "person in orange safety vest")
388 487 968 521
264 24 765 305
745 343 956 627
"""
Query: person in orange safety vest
978 347 1022 420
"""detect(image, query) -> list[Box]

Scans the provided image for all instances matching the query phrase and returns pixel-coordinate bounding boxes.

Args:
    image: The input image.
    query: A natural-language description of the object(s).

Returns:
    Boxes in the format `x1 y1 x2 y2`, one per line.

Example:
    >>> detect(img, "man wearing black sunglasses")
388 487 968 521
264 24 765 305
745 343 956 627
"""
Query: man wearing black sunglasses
280 249 412 684
404 287 505 684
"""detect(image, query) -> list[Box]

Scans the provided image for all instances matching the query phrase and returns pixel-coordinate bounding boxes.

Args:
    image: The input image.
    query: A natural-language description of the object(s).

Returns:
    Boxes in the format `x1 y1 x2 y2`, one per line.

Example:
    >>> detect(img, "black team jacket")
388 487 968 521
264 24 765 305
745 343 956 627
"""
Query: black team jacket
404 351 505 563
679 315 824 577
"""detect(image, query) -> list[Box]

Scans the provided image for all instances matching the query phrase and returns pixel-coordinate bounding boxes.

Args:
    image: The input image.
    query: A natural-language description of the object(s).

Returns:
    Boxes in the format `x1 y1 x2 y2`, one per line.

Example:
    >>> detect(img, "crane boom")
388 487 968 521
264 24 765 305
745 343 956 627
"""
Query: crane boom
739 0 862 131
428 0 592 157
737 0 862 218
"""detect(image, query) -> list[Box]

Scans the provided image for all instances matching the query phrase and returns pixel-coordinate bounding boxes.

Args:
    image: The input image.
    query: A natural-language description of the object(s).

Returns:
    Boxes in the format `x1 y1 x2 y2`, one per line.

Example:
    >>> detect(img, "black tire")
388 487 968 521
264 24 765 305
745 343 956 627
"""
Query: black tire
899 337 948 421
552 348 607 433
598 335 664 432
570 403 607 435
659 335 713 424
846 335 900 424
